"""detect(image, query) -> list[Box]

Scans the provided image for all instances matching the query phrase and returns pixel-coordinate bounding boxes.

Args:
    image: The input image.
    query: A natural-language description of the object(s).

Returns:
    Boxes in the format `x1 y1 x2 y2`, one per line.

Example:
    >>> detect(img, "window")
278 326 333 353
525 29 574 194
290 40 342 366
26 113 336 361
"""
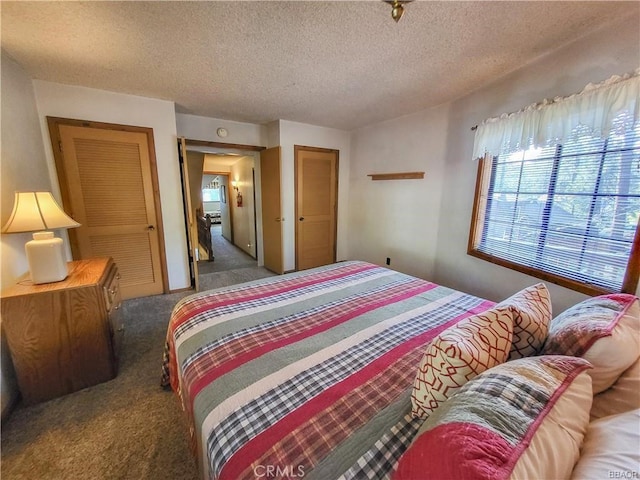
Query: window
469 72 640 296
202 188 220 202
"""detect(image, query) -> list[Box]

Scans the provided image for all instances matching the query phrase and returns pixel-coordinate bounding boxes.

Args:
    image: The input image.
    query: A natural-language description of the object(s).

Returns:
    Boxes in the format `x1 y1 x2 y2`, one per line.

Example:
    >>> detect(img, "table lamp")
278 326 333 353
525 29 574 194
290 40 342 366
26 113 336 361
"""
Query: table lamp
2 191 80 284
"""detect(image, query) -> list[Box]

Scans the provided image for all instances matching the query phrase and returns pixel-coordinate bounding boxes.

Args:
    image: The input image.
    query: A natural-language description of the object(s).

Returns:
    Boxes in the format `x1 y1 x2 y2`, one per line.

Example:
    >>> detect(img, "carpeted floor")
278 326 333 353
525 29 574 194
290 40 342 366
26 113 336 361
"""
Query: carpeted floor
0 266 275 480
197 224 257 275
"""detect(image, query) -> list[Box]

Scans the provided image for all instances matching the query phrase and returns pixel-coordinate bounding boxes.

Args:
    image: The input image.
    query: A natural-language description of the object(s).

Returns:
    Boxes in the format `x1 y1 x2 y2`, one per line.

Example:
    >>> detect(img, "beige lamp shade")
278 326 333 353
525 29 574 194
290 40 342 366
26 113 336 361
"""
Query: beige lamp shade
2 192 80 233
2 192 80 284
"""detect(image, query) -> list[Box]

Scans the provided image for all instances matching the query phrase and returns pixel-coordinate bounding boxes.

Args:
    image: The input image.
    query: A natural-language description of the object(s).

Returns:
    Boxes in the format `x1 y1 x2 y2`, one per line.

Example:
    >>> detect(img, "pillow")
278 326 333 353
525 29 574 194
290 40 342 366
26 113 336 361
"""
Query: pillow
496 283 551 359
396 356 593 480
410 306 513 419
590 356 640 420
542 294 640 394
571 409 640 480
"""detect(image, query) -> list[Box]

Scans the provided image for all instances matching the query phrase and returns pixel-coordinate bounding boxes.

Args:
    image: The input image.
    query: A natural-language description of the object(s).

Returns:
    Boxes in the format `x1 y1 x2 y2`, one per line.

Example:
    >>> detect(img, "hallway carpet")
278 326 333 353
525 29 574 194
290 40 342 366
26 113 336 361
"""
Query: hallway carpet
197 224 257 275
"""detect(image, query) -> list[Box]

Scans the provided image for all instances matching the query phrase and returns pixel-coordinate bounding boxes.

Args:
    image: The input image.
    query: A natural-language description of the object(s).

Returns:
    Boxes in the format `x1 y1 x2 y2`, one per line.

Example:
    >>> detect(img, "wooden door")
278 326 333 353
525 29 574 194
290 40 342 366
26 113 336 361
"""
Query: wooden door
49 118 166 299
179 138 199 292
260 147 283 274
219 175 233 242
295 146 338 271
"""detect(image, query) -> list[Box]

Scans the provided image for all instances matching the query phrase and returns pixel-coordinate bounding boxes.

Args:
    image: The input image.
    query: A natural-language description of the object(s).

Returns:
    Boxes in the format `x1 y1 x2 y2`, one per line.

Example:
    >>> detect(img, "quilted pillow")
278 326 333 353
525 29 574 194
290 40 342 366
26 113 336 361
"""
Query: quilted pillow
410 306 513 419
496 283 551 359
542 294 640 394
396 356 593 480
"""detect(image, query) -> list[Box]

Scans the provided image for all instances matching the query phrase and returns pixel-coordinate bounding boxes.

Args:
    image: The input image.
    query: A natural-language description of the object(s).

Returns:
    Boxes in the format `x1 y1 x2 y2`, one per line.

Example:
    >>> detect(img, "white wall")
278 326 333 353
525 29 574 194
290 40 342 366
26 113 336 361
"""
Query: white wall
32 81 190 291
277 120 351 272
349 104 450 280
178 115 267 266
0 53 54 416
349 13 639 313
266 120 280 149
178 116 351 273
432 14 640 313
1 57 54 286
230 156 257 258
176 113 267 147
203 156 232 173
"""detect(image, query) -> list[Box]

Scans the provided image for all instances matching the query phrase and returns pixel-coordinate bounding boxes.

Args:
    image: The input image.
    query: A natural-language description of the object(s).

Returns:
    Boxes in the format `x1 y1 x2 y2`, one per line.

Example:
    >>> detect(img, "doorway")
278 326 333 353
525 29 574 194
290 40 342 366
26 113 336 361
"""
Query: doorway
179 139 263 290
196 172 256 274
295 145 339 271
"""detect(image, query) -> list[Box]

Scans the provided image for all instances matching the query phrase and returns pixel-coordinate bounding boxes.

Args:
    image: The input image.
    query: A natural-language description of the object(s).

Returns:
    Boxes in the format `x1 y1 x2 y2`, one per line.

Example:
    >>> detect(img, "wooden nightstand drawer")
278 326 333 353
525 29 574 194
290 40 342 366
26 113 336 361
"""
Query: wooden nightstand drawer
105 265 124 366
103 263 121 315
1 257 123 404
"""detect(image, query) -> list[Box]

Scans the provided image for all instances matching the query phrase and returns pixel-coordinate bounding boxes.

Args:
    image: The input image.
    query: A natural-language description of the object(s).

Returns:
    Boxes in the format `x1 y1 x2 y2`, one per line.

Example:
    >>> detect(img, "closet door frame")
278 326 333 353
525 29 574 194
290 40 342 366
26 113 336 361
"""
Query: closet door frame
47 116 169 296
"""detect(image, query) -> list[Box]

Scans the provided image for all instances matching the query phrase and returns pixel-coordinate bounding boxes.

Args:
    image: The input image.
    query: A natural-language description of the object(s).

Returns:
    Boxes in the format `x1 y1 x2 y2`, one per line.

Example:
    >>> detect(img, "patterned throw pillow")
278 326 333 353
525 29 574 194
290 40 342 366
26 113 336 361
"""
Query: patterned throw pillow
496 283 551 360
542 294 640 394
397 356 593 480
410 307 513 419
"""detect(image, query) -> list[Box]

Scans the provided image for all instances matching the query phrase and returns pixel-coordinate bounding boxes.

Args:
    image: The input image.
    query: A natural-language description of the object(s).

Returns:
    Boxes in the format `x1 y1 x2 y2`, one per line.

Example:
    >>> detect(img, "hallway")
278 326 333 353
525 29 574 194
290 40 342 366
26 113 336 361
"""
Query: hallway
197 224 257 275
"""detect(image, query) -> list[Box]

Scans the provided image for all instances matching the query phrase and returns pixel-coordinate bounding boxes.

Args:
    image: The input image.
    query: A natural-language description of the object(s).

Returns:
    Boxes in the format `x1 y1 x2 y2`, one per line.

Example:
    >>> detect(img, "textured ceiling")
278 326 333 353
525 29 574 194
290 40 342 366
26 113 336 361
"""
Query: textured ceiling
1 1 638 131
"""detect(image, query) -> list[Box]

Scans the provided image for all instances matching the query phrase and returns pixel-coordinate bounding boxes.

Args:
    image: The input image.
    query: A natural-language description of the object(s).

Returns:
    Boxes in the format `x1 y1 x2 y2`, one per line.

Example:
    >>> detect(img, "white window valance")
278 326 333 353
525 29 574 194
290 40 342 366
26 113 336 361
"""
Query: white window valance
472 68 640 160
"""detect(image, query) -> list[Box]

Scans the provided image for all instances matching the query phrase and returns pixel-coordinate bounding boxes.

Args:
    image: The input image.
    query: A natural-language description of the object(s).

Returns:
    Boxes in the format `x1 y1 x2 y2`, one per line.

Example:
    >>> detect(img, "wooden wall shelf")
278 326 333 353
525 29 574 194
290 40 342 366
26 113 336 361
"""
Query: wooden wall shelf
367 172 425 181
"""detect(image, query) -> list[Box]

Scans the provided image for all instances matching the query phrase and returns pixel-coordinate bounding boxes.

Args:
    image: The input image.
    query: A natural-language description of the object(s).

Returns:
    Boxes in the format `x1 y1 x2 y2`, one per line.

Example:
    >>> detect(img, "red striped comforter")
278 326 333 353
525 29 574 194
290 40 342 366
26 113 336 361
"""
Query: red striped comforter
162 261 492 479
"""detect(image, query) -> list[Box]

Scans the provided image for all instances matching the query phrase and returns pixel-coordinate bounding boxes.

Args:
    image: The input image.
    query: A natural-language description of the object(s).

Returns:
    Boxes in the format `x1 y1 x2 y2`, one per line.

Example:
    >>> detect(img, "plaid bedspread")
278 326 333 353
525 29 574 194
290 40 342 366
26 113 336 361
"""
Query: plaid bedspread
162 261 493 480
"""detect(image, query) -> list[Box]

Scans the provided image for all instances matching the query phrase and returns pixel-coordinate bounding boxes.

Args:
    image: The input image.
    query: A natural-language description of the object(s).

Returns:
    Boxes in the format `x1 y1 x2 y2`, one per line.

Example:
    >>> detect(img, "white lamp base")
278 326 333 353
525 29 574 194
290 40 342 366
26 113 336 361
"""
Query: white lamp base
25 231 69 284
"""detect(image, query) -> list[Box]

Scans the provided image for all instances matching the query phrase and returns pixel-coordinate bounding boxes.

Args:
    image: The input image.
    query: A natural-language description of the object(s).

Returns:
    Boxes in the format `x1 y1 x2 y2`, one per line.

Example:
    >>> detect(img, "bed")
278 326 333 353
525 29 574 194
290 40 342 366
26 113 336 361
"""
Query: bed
162 260 640 480
161 261 493 479
206 211 222 224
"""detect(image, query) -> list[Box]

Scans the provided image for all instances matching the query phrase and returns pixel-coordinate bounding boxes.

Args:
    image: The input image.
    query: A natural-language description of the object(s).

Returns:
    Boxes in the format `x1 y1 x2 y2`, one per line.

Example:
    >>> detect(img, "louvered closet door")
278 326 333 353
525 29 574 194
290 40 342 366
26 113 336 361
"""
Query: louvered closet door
59 125 163 299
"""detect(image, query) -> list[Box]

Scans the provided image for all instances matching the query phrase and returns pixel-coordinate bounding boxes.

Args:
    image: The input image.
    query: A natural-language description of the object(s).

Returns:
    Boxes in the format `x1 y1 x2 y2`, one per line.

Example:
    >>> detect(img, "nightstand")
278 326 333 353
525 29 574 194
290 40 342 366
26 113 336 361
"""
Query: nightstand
1 257 124 404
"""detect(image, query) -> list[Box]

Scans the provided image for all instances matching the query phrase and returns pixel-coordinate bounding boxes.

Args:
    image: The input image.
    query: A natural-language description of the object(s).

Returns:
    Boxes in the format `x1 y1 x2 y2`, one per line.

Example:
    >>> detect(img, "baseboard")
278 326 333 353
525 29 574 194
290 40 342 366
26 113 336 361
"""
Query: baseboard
168 286 194 294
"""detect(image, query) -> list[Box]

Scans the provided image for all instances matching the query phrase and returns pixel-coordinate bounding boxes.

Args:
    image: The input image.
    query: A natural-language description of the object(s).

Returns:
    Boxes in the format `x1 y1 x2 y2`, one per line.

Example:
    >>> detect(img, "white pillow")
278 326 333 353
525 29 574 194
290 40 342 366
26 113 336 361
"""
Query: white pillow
571 409 640 480
590 357 640 420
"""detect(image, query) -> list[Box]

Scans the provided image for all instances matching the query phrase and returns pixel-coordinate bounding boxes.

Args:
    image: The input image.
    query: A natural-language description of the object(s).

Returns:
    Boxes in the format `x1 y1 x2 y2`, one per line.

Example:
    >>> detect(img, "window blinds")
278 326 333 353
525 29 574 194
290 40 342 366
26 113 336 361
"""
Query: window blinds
477 118 639 292
471 70 640 293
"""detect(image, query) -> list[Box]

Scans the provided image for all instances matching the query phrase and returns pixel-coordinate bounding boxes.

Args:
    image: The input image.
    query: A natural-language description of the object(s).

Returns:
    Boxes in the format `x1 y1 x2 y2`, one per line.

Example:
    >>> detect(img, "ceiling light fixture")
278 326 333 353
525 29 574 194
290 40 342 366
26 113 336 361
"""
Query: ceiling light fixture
384 0 413 22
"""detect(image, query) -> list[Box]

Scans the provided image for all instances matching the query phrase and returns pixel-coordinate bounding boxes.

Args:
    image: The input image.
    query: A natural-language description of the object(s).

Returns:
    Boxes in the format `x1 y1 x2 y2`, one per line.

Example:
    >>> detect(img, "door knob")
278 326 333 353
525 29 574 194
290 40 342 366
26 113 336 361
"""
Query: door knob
299 217 304 221
275 217 282 222
147 225 155 231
